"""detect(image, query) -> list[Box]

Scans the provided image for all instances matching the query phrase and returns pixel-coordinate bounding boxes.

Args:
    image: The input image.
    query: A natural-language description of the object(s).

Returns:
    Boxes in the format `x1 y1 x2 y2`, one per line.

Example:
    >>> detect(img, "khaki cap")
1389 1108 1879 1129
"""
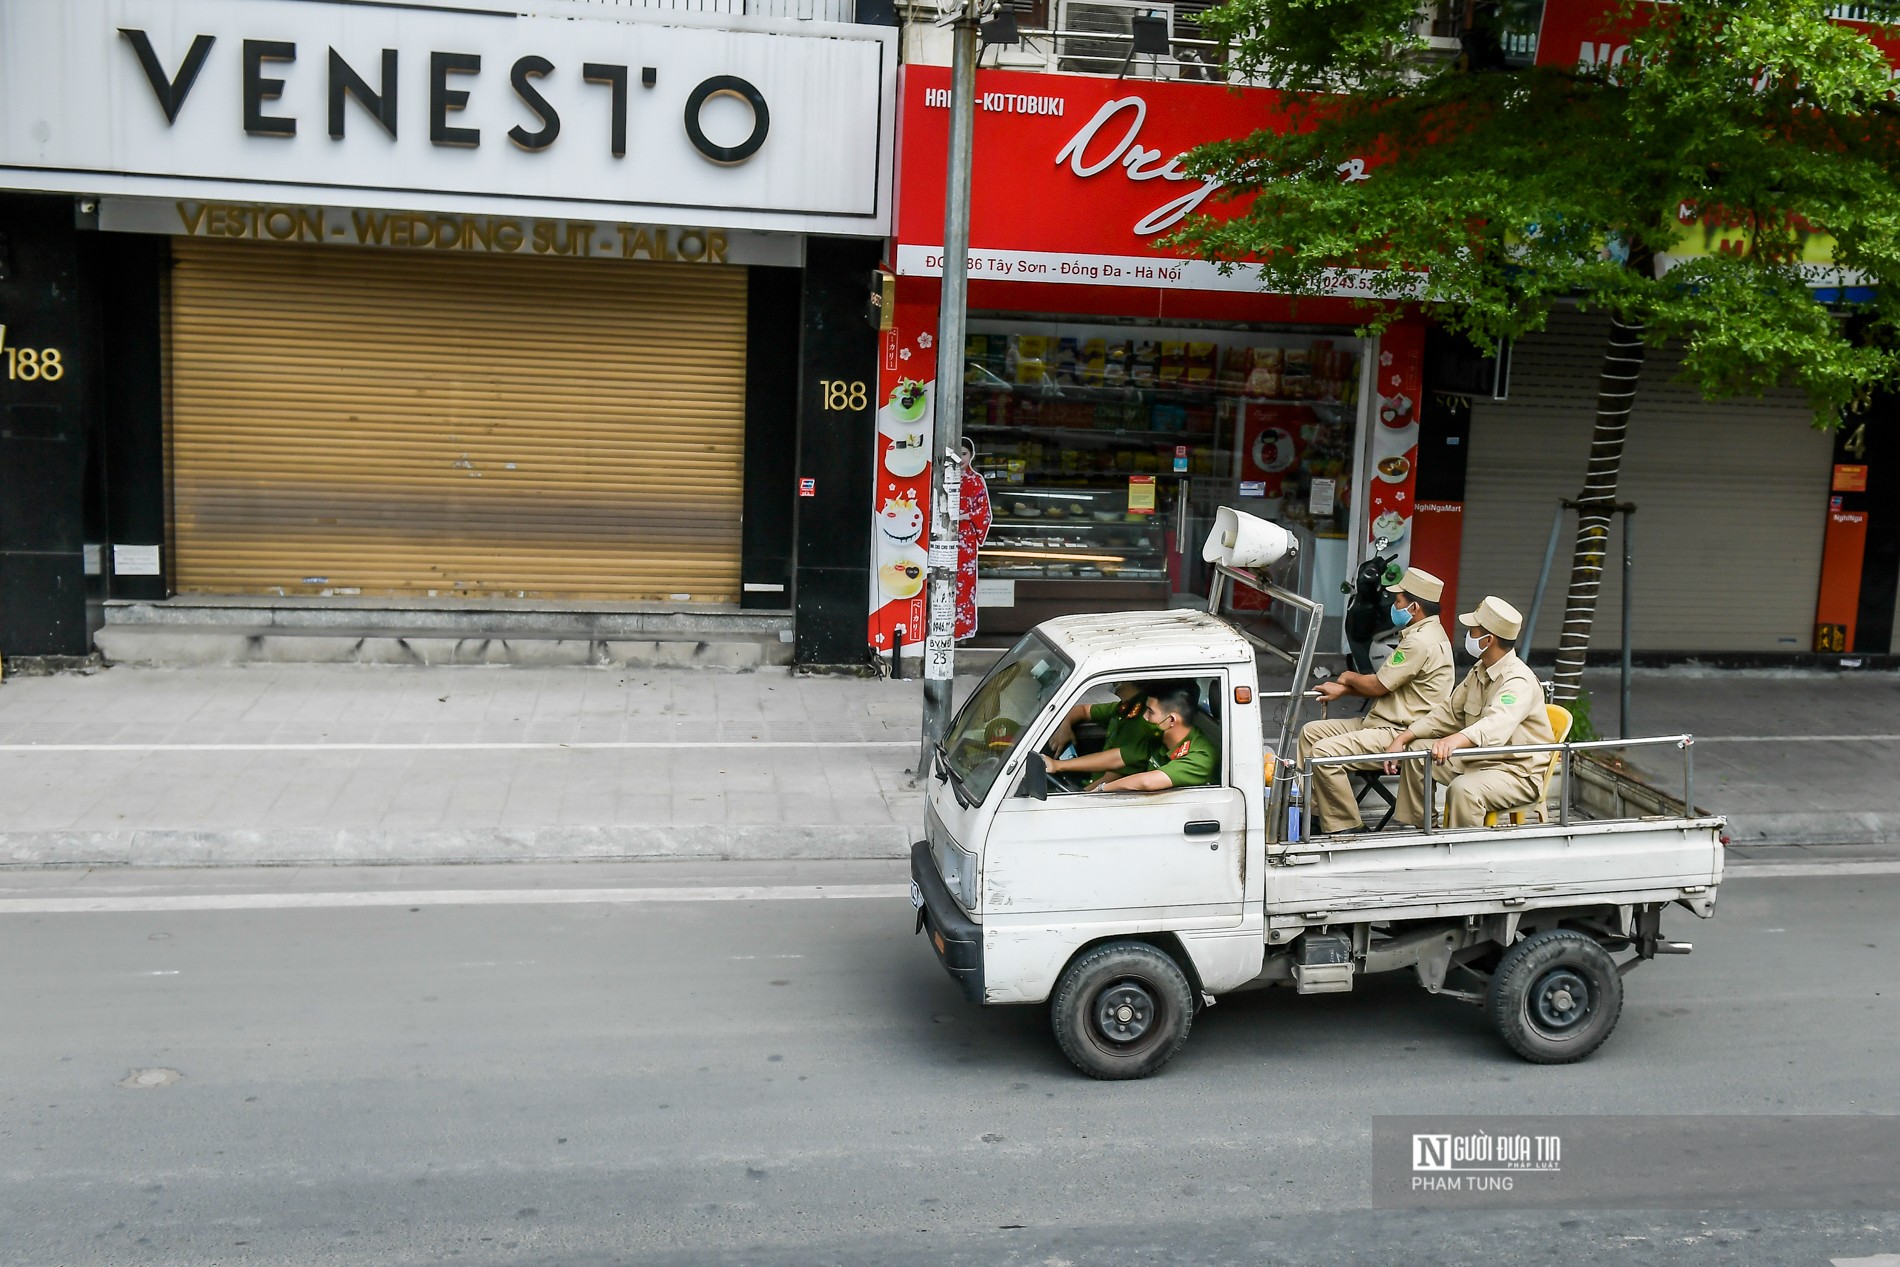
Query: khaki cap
1459 595 1524 640
1385 566 1444 604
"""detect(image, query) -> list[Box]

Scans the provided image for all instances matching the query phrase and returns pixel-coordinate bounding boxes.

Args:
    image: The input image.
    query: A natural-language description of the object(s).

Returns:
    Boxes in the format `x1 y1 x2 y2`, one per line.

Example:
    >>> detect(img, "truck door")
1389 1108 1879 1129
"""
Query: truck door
980 673 1247 929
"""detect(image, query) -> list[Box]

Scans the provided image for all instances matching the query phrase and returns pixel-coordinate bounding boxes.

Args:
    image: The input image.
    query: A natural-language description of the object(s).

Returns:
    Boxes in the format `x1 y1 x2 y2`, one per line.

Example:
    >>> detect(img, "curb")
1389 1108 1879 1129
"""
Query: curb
0 825 915 869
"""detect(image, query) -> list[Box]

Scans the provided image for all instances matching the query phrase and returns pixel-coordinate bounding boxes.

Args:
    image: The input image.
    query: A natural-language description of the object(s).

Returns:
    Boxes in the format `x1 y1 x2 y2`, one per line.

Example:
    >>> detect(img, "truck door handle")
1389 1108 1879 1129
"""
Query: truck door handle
1184 820 1221 837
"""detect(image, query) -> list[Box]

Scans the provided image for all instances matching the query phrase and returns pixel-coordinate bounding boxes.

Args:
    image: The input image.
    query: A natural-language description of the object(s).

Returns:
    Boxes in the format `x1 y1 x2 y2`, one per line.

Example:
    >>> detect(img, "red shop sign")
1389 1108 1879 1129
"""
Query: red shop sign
894 67 1385 295
1533 0 1900 70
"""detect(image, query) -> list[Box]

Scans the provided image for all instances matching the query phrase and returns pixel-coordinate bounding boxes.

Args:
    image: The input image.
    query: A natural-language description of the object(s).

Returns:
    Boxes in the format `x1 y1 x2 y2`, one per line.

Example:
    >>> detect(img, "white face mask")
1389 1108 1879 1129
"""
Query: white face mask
1464 631 1489 658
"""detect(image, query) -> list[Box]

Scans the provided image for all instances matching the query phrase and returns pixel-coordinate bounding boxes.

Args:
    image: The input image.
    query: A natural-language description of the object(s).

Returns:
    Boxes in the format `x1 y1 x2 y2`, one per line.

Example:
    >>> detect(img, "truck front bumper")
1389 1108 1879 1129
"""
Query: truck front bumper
911 840 983 1004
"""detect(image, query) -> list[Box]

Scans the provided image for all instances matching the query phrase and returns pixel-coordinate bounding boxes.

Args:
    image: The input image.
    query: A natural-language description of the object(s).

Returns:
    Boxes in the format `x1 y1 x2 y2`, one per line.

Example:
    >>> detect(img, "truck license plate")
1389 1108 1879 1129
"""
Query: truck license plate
909 880 925 911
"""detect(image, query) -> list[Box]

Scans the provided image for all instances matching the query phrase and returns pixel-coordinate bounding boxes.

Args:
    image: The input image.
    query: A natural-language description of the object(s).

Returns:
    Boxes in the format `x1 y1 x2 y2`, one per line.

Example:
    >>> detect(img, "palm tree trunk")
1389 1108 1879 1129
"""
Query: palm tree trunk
1550 316 1645 701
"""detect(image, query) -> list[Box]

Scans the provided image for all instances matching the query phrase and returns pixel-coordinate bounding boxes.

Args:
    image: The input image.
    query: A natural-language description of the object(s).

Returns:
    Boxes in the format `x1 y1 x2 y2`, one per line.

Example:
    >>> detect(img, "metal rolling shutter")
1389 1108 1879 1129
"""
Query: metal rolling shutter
168 238 747 602
1457 309 1831 653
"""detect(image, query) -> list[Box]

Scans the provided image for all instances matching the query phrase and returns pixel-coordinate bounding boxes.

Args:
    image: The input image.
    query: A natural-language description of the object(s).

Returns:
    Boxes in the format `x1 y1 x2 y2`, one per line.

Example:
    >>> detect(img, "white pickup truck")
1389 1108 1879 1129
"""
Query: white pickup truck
911 509 1724 1079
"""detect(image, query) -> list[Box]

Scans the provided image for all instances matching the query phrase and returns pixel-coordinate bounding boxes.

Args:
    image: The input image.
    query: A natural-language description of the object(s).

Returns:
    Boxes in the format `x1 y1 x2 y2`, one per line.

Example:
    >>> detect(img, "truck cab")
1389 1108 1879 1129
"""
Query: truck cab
912 509 1724 1079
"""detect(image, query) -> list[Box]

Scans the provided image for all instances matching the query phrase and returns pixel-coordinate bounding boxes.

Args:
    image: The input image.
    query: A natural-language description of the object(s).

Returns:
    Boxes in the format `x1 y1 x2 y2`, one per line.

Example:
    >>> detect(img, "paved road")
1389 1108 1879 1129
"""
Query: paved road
6 663 1900 866
2 861 1896 1266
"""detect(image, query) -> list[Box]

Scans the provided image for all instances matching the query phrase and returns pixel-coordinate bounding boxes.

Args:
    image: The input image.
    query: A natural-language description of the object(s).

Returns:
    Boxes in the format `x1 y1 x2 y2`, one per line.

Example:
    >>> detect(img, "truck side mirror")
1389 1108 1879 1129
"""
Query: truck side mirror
1017 757 1048 801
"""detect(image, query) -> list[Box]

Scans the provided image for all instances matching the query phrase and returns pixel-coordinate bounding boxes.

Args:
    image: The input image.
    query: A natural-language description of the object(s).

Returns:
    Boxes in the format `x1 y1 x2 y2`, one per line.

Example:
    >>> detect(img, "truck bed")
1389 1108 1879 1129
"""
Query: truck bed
1268 816 1725 930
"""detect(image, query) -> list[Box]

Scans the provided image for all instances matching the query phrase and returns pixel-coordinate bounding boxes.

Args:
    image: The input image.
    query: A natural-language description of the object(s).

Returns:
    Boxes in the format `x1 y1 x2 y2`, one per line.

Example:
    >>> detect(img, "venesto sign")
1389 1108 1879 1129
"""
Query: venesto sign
0 0 893 236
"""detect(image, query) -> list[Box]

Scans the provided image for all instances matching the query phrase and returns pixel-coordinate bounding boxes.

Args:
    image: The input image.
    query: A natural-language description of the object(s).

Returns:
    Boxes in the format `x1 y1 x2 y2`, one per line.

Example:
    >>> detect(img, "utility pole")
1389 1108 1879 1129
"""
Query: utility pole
918 0 980 776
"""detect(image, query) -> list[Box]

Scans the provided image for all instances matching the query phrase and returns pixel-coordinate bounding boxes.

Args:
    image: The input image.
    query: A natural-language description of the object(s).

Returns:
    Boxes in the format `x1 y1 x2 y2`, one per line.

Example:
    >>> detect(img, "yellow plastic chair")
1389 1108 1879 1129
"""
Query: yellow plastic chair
1484 703 1574 827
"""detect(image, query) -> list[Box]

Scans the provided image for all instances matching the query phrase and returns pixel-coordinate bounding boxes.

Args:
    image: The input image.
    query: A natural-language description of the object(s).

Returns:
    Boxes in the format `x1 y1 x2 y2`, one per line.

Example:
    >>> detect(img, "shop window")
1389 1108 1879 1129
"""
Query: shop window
965 317 1364 634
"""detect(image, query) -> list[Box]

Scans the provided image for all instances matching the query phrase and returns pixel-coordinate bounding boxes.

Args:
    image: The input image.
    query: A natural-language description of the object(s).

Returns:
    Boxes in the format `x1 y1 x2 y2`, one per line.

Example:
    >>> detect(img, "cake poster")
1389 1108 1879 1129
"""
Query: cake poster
869 289 942 659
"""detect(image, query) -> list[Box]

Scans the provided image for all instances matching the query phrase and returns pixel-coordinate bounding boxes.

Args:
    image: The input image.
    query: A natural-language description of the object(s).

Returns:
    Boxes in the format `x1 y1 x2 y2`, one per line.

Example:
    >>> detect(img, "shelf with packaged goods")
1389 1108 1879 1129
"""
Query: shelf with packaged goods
964 376 1353 414
966 423 1217 445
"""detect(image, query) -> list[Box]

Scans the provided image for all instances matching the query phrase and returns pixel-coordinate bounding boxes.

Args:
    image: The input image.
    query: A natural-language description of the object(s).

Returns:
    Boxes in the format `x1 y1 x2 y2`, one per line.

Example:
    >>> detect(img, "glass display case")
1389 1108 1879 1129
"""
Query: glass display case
981 486 1168 581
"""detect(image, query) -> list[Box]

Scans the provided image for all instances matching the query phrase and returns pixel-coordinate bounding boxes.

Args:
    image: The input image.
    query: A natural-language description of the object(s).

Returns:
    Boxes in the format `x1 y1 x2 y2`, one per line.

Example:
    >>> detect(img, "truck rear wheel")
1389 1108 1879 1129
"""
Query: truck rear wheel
1051 941 1194 1080
1487 929 1623 1064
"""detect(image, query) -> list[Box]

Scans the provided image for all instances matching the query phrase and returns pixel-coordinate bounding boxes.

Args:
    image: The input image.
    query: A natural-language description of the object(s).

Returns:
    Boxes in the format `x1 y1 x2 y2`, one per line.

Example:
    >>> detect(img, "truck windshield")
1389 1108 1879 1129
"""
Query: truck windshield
942 633 1072 803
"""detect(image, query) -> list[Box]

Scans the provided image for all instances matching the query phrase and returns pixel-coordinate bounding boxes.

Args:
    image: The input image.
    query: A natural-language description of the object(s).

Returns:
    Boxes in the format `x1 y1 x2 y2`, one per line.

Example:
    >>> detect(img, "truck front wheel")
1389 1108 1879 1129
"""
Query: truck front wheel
1051 941 1194 1080
1487 929 1624 1064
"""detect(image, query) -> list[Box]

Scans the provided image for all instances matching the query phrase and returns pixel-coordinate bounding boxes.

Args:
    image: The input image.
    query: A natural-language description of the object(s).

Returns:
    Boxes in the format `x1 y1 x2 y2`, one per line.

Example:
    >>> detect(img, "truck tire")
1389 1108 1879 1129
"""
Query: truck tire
1487 929 1624 1065
1050 941 1194 1080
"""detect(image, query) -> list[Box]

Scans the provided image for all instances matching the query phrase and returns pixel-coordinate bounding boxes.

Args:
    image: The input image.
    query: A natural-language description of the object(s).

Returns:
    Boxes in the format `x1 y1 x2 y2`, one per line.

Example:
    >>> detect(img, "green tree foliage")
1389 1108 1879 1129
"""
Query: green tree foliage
1181 0 1900 417
1176 0 1900 692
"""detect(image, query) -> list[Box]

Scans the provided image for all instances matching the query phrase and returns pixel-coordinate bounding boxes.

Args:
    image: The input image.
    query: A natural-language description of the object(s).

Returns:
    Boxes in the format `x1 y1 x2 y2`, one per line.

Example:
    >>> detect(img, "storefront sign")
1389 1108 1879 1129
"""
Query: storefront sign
0 0 894 237
1533 1 1887 290
894 245 1391 297
868 313 934 658
95 197 801 267
1366 324 1425 569
1815 504 1870 651
895 67 1386 293
1536 0 1900 73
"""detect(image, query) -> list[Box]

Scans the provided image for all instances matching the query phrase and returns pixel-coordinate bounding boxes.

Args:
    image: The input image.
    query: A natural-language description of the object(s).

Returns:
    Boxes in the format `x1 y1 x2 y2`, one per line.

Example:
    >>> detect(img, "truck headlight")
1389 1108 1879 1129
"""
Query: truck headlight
935 838 979 913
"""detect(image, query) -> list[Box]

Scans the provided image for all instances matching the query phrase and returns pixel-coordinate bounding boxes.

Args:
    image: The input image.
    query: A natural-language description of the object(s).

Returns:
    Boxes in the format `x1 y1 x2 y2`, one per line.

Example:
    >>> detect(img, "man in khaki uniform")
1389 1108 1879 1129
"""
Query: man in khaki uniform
1383 595 1555 829
1297 567 1454 833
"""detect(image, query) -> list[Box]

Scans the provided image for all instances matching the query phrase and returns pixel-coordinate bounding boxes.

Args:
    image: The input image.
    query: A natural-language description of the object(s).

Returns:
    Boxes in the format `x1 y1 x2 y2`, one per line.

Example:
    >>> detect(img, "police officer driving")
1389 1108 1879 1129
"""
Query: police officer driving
1041 681 1163 788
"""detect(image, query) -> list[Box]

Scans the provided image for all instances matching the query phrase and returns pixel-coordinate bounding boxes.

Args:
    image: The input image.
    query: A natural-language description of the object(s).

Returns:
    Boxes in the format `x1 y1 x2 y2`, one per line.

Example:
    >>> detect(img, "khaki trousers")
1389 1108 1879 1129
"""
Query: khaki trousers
1297 718 1401 833
1396 747 1546 829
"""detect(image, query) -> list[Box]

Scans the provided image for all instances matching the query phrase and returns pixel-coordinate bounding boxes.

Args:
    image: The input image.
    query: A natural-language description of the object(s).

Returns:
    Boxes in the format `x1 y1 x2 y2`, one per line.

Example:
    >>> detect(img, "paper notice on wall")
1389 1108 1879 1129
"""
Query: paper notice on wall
113 544 161 576
83 544 103 576
976 579 1016 608
1309 478 1336 516
1128 475 1157 515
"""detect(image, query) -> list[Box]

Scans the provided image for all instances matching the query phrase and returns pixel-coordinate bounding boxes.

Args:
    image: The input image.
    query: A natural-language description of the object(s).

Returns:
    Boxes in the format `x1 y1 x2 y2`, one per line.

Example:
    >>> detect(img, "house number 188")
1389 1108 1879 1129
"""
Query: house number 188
0 326 66 382
821 380 867 411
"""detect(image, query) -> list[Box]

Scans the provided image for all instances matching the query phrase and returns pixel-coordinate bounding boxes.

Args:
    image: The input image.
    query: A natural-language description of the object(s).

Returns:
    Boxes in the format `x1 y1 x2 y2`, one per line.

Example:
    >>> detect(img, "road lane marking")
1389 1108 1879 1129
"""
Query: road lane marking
1724 860 1900 877
1697 734 1900 743
0 741 912 752
0 734 1892 754
0 884 909 915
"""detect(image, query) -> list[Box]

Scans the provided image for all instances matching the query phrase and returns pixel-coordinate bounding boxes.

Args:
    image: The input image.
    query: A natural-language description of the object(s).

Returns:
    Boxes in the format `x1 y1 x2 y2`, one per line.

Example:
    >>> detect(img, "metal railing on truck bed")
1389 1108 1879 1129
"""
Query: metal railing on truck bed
1299 734 1700 839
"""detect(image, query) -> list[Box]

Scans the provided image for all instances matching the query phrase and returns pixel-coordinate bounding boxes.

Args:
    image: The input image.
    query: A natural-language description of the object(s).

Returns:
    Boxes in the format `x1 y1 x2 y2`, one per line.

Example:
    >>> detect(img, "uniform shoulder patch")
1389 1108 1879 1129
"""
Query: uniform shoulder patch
1500 692 1517 705
1390 650 1406 665
1171 739 1192 760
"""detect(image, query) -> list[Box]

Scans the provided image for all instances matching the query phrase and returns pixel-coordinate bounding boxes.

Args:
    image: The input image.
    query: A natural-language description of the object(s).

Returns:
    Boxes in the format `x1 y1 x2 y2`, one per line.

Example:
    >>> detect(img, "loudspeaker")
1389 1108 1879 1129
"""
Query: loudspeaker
1202 506 1297 569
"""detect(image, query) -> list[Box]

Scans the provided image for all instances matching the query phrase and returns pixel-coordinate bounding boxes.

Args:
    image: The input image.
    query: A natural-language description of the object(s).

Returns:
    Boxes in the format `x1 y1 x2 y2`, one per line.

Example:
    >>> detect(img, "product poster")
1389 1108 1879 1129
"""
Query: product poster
1366 322 1424 569
869 287 945 659
1238 403 1309 502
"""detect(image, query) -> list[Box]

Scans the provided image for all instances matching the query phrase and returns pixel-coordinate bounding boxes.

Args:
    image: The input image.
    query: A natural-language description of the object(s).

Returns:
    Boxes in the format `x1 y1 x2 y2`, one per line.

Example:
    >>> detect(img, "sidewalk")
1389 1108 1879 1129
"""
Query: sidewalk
1 661 1896 868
